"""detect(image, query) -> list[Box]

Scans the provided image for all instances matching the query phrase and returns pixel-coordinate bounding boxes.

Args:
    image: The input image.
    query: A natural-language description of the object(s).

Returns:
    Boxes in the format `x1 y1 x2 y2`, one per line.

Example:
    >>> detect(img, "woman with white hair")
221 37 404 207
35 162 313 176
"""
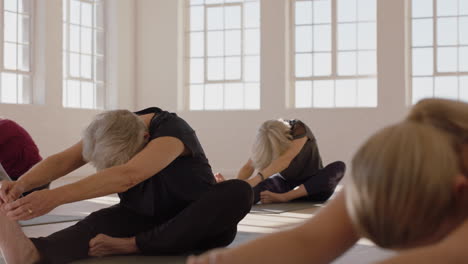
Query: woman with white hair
0 107 253 264
217 119 345 204
188 98 468 264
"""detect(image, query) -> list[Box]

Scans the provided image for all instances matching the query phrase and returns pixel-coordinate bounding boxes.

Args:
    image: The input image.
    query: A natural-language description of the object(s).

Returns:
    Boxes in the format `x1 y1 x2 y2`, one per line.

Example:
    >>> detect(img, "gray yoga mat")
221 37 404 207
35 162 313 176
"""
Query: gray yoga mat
19 214 85 227
250 202 322 214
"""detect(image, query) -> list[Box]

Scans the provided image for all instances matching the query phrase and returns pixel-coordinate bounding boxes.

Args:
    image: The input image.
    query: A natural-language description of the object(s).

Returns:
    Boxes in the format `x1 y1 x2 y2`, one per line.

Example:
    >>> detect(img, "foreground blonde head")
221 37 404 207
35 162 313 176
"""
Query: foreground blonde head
251 120 292 170
346 121 460 248
82 110 148 171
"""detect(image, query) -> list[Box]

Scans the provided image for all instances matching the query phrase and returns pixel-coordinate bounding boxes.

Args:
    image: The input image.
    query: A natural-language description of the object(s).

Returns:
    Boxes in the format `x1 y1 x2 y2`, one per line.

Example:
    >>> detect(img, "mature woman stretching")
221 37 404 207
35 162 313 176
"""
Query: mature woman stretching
0 107 252 264
188 98 468 264
217 119 345 204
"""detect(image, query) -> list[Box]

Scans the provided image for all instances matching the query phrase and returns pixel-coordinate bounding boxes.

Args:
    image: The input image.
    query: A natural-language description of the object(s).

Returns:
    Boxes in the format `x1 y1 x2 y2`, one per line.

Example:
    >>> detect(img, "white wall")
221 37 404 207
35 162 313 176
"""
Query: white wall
0 0 136 176
136 0 412 177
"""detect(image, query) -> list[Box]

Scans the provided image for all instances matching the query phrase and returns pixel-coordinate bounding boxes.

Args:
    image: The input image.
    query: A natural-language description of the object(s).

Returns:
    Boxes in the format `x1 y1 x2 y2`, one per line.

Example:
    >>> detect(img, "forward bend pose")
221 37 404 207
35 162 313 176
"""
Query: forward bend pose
0 118 49 195
0 107 253 264
189 98 468 264
216 119 345 204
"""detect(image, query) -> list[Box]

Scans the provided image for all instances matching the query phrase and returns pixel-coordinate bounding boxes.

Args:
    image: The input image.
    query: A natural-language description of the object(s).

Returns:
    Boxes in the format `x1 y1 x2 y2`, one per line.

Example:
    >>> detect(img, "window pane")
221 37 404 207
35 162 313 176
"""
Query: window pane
338 52 357 75
70 25 80 52
190 85 204 110
95 31 105 55
225 56 241 80
295 81 313 108
4 0 18 12
81 55 92 79
204 84 223 110
207 57 224 80
225 30 241 56
244 83 260 109
460 17 468 45
358 51 376 75
434 76 458 100
338 23 357 51
225 6 241 29
460 47 468 72
335 80 357 107
314 25 332 51
18 44 29 71
295 1 313 25
358 22 376 50
81 27 92 54
190 32 204 57
295 53 313 77
313 80 334 107
18 74 31 104
245 29 260 55
412 19 433 47
358 0 376 21
461 0 468 15
18 15 30 44
207 31 224 57
190 58 204 83
1 73 17 103
70 0 81 24
313 0 331 24
95 2 104 29
244 56 260 82
5 12 18 42
296 26 313 53
460 76 468 102
81 2 92 27
190 6 204 31
357 78 377 107
437 47 457 72
224 83 244 109
437 17 458 46
412 48 433 75
338 0 357 22
412 0 433 18
244 2 260 28
437 0 457 16
81 82 94 108
207 7 223 30
70 53 80 77
313 52 331 76
4 43 17 69
95 56 104 82
412 77 434 103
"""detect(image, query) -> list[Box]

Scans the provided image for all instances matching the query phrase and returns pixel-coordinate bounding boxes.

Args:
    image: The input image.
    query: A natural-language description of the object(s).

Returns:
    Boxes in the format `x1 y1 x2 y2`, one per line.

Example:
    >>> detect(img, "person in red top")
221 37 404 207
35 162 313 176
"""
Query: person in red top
0 118 48 194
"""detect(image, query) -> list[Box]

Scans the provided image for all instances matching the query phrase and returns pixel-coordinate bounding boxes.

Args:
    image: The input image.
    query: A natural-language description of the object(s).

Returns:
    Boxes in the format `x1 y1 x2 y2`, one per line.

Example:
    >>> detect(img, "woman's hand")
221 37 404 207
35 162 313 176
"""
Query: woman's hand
0 181 25 205
3 189 60 220
186 249 230 264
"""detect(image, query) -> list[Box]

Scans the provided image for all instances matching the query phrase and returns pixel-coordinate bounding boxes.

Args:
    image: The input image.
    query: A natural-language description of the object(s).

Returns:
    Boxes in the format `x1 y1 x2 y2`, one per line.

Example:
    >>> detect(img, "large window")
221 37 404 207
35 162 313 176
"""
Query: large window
292 0 377 108
0 0 33 104
63 0 105 109
186 0 260 110
411 0 468 103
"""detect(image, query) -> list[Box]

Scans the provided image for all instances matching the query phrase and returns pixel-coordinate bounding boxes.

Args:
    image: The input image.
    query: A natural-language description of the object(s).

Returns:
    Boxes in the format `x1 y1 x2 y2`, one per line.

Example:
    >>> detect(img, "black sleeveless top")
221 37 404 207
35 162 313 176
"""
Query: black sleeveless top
118 107 215 223
280 120 323 186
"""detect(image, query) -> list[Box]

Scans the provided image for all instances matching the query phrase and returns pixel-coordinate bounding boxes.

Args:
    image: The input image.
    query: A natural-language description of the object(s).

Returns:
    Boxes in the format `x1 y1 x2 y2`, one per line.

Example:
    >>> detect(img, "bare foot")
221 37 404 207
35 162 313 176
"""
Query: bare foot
260 191 289 204
0 212 40 264
88 234 139 257
214 173 226 183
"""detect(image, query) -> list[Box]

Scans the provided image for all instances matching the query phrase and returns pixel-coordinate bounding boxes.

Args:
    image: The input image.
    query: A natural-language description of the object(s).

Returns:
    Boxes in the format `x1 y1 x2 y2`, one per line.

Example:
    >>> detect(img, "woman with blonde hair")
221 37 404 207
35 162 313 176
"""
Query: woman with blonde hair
217 119 345 204
188 98 468 264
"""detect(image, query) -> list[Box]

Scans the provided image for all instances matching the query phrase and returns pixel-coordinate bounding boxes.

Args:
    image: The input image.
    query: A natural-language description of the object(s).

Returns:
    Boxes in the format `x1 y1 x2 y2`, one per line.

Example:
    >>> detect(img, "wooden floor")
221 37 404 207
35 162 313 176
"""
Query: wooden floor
1 177 394 264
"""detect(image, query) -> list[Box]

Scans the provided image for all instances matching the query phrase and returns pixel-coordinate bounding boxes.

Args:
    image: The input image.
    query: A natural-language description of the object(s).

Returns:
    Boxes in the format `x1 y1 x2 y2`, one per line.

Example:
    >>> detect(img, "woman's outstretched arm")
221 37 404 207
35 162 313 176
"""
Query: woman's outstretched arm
188 191 359 264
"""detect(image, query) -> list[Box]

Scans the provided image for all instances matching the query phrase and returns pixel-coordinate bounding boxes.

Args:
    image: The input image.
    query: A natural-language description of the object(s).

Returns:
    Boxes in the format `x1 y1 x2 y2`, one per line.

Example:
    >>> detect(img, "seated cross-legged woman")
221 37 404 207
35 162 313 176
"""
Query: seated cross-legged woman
216 119 345 204
0 107 253 264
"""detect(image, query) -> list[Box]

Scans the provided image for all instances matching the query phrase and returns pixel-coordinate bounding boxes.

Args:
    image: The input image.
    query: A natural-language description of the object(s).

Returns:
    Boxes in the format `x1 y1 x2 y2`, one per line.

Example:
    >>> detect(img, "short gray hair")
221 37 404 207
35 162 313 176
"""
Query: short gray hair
251 120 292 170
82 110 148 170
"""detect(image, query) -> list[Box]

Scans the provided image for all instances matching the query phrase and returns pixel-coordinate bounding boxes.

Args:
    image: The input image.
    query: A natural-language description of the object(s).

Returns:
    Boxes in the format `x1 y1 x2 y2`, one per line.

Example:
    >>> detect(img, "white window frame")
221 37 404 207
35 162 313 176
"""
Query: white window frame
409 0 468 103
184 0 261 111
290 0 378 108
62 0 106 109
0 0 34 104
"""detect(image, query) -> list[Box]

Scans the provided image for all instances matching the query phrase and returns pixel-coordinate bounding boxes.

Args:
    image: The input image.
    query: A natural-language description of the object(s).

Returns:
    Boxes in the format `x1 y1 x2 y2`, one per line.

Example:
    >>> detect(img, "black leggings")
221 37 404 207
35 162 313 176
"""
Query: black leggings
31 180 253 264
253 161 346 204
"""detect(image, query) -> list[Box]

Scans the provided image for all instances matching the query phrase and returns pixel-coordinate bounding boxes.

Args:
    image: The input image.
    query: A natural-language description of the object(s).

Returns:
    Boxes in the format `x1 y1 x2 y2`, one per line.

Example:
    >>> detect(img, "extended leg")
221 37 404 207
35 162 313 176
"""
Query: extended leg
136 180 253 255
0 211 40 264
